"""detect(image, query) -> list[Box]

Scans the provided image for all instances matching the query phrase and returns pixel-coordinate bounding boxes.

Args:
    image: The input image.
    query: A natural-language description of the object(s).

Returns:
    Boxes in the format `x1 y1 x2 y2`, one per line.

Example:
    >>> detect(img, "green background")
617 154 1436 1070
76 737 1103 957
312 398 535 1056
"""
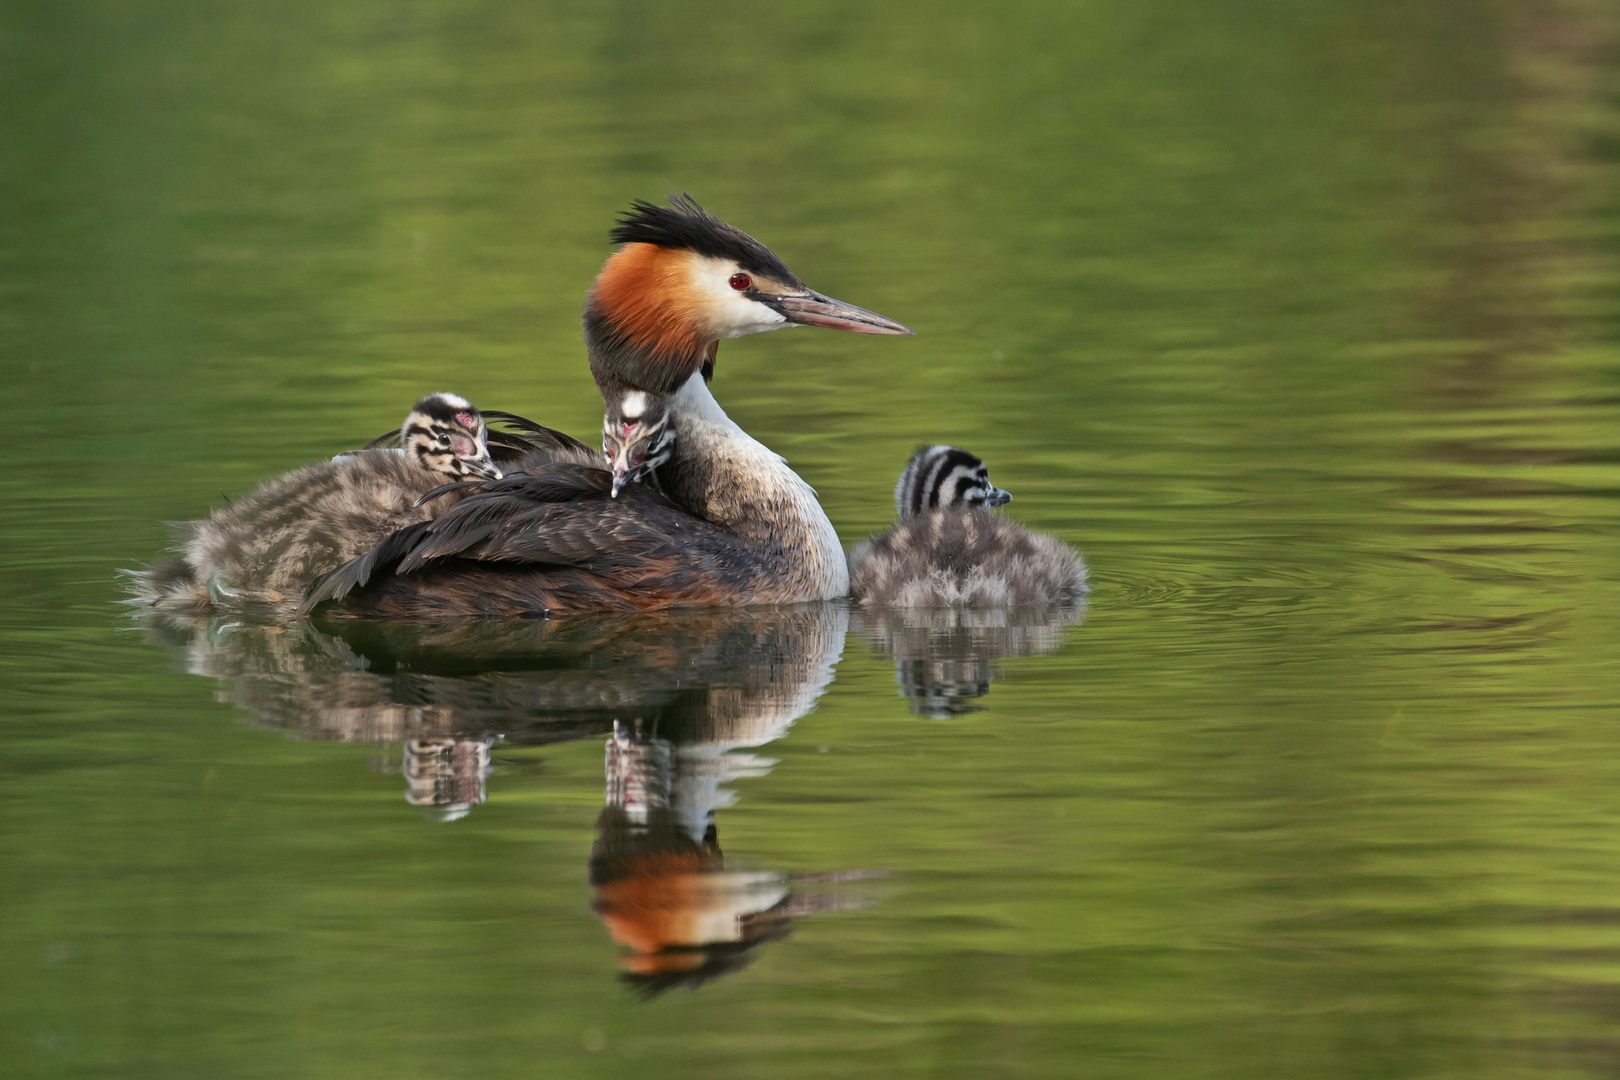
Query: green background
6 0 1620 1075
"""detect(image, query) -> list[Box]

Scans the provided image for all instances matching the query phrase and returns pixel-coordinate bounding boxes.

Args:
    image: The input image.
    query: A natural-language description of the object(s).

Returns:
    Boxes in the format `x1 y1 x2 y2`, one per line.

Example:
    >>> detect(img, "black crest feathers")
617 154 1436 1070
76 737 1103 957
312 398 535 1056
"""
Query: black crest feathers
610 194 801 285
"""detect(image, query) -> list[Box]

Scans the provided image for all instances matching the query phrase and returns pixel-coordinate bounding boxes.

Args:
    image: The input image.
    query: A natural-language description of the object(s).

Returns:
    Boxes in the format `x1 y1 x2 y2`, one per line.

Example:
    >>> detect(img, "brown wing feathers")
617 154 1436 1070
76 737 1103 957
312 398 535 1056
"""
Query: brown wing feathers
301 463 762 618
399 473 610 570
477 410 599 465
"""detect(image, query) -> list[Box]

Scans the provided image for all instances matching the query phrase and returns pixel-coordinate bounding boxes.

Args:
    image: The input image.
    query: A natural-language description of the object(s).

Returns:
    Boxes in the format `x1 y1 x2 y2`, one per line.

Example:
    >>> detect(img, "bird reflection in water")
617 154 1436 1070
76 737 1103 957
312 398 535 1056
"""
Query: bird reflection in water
592 721 881 998
136 604 883 994
403 737 494 822
854 603 1085 717
137 605 850 811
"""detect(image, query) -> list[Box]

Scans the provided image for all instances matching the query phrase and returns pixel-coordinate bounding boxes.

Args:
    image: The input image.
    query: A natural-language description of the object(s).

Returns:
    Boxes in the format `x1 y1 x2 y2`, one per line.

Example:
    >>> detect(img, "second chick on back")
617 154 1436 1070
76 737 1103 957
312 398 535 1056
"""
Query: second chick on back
132 393 502 611
848 445 1086 607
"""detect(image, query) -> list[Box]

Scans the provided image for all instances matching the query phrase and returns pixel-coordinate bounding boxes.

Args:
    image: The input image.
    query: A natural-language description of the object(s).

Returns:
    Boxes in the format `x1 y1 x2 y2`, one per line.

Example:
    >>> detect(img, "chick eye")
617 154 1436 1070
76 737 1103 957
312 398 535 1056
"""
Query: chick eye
435 433 451 447
728 273 751 291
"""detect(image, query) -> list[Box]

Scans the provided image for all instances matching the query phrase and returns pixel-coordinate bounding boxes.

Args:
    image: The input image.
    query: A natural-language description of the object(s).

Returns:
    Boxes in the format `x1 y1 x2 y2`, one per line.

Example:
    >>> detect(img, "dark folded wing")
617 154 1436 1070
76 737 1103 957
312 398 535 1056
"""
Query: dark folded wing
481 410 600 467
300 463 753 615
299 520 433 612
480 410 597 455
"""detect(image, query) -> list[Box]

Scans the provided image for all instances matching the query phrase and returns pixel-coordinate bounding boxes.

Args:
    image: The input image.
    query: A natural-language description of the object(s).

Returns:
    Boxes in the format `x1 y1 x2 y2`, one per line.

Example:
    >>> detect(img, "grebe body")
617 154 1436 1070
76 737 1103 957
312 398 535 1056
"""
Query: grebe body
302 376 847 617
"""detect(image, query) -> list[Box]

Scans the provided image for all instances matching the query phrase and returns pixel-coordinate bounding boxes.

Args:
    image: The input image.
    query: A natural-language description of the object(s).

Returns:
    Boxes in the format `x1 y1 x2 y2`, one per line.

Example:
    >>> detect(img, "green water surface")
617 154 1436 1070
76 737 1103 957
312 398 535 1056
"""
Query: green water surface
6 0 1620 1076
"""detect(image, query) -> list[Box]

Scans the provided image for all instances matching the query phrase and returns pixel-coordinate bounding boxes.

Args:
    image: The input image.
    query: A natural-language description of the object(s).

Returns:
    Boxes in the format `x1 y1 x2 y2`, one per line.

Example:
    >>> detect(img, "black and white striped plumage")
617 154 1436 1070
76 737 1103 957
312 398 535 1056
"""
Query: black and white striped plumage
894 445 1012 518
397 393 502 482
601 388 677 497
848 446 1086 607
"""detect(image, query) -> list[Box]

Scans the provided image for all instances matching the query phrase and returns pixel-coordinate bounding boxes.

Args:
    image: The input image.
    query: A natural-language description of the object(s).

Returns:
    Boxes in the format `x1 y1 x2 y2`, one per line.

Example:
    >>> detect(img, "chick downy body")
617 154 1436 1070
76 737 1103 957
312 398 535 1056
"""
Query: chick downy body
848 445 1086 607
131 393 500 612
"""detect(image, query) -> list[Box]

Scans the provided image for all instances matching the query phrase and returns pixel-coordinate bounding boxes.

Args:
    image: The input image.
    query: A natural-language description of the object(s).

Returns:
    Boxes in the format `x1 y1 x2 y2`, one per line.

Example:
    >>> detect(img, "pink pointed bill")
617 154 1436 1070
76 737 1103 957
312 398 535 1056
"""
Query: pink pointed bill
773 292 914 335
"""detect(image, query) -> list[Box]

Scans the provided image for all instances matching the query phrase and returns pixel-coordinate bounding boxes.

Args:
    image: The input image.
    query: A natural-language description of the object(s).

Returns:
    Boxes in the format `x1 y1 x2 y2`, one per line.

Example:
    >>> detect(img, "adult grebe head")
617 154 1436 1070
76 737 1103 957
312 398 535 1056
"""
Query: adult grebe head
585 194 913 395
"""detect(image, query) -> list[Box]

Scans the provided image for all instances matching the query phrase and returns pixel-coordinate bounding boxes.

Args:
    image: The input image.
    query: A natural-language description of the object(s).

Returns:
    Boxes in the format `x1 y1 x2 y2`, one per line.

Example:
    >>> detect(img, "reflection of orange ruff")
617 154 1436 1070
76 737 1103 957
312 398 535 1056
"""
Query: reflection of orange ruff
593 855 789 958
620 950 708 976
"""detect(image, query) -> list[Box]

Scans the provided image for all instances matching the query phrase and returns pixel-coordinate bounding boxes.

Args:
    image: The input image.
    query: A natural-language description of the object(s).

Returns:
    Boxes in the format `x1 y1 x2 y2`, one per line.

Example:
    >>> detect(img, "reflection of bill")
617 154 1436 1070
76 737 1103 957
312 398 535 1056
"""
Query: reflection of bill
855 603 1085 718
590 724 881 998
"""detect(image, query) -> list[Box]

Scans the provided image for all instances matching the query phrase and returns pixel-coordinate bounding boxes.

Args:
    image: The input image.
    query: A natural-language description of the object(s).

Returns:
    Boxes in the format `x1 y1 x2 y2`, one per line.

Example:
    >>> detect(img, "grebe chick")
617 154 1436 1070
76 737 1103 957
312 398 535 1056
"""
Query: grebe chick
131 394 502 612
384 392 502 481
601 387 676 498
847 445 1087 607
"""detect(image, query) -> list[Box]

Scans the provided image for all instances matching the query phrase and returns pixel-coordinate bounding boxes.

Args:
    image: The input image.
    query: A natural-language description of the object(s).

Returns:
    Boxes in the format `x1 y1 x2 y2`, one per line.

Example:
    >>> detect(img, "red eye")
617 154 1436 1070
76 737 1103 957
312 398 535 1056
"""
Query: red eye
728 273 751 291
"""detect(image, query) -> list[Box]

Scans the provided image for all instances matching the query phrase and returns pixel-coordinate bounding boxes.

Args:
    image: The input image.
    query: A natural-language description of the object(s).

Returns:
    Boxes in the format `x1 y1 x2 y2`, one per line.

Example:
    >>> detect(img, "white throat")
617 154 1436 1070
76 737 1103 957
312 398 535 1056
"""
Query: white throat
667 373 849 601
669 369 756 436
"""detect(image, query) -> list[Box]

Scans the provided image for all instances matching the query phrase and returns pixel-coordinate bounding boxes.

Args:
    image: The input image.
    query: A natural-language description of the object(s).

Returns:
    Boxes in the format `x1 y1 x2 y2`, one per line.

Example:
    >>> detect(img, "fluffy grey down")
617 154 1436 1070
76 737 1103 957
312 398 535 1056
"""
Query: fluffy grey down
127 451 465 615
847 508 1087 607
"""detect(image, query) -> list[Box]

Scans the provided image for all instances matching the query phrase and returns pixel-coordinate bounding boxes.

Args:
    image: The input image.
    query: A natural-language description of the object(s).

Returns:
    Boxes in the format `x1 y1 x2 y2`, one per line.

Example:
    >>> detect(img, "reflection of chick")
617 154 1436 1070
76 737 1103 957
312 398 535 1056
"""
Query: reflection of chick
849 445 1087 607
589 726 876 998
403 737 493 822
855 605 1084 718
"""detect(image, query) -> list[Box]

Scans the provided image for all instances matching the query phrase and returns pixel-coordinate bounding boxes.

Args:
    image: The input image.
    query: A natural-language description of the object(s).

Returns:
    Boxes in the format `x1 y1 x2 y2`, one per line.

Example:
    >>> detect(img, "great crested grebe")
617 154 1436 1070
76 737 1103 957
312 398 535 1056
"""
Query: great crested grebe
130 393 512 610
847 445 1087 607
301 196 912 619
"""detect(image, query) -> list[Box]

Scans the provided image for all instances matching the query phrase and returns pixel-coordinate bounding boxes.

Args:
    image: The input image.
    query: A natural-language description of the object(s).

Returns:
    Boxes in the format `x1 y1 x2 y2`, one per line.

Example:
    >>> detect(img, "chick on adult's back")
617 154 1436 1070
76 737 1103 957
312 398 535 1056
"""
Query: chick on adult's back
130 393 505 613
848 445 1086 607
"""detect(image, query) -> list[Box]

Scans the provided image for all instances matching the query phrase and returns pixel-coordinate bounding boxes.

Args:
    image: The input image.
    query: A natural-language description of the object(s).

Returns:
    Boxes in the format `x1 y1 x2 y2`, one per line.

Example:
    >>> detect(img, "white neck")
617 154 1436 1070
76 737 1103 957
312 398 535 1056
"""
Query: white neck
666 373 849 601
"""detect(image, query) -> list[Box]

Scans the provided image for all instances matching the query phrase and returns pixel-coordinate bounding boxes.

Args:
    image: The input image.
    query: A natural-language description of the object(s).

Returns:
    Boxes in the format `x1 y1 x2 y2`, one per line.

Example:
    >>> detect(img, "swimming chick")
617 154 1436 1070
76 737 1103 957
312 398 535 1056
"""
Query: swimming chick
847 445 1087 607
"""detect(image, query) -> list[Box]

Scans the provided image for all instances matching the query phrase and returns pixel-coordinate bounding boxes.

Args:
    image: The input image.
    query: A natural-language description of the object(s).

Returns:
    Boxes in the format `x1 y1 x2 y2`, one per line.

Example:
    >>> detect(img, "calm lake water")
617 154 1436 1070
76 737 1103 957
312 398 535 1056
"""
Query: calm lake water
6 0 1620 1076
